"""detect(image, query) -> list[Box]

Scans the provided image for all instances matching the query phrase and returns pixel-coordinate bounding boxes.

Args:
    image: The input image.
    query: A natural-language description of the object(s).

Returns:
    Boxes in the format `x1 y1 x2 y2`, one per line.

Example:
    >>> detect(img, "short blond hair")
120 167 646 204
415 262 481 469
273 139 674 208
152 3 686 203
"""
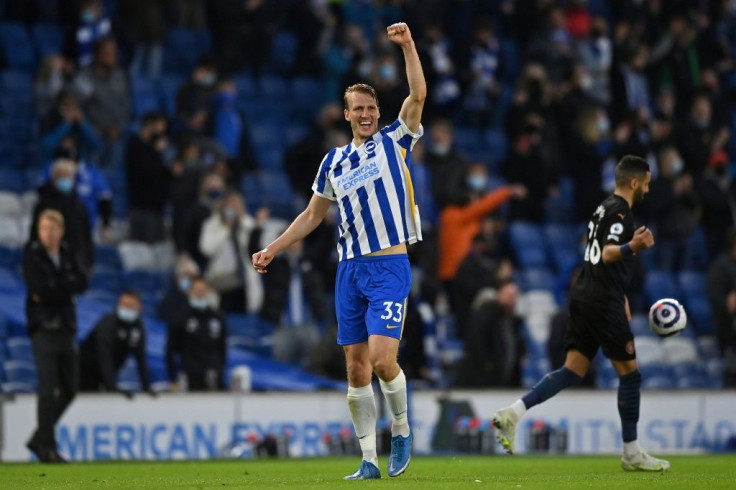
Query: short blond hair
38 209 65 229
343 83 378 110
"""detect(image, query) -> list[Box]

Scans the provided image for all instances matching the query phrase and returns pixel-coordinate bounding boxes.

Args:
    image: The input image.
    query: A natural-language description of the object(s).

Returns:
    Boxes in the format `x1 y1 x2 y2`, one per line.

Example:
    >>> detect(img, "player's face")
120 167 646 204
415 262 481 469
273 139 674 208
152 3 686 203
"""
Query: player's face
345 92 380 142
633 171 651 203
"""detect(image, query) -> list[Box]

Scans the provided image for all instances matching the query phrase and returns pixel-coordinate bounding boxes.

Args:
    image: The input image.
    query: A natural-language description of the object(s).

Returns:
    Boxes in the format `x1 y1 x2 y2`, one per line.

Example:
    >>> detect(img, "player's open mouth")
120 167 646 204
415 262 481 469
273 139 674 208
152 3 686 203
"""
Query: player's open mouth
359 121 371 127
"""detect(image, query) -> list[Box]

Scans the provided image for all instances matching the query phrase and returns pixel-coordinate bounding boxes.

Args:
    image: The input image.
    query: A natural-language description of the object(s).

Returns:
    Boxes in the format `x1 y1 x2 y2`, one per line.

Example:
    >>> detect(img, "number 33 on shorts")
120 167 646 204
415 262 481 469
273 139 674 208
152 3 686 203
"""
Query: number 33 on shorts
380 300 405 328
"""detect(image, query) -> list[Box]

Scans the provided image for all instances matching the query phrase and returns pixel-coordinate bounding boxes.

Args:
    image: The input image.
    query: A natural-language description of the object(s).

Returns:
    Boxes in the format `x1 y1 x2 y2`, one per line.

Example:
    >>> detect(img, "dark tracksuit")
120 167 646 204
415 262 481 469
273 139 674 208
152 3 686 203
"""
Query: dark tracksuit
79 313 150 392
23 240 88 449
166 306 227 391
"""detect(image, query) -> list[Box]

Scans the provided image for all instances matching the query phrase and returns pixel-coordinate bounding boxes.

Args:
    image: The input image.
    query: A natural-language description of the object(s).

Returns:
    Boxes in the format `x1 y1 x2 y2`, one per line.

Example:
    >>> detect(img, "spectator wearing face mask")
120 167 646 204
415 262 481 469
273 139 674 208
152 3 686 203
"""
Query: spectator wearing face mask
179 173 227 271
124 111 171 243
199 191 268 313
439 164 526 320
176 55 218 135
676 92 732 179
166 276 227 392
79 290 151 396
644 146 699 271
158 255 201 326
30 159 94 275
424 119 471 211
66 0 112 68
42 136 113 242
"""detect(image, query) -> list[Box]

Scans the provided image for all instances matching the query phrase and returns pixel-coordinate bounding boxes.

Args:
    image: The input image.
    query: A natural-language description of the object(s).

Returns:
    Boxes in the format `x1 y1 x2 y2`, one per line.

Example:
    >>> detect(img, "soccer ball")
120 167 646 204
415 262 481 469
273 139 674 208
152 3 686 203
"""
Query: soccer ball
648 298 687 337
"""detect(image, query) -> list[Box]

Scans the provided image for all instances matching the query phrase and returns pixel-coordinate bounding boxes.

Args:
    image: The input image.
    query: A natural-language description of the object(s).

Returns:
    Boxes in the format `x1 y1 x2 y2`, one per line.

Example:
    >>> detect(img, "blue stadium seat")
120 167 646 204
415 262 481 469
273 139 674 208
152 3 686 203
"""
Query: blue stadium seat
95 245 122 270
131 76 160 117
124 270 165 294
509 222 548 268
0 268 22 292
643 270 678 305
31 22 64 57
233 73 257 101
0 167 26 193
292 76 323 114
0 246 20 269
254 145 285 170
89 268 122 293
163 28 211 75
3 359 37 387
284 122 309 147
483 128 508 170
82 289 119 305
683 297 713 335
259 74 289 100
227 314 274 357
257 170 295 218
267 31 299 75
157 74 185 117
683 227 709 270
544 223 577 249
639 364 675 389
630 314 653 337
0 23 36 72
6 336 33 362
521 267 556 292
677 270 706 301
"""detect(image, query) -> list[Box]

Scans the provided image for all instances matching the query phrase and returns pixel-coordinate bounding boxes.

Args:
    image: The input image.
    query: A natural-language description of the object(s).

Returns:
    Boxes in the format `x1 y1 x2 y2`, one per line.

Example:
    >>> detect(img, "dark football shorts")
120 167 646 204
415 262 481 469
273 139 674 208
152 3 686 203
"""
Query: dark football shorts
565 298 636 361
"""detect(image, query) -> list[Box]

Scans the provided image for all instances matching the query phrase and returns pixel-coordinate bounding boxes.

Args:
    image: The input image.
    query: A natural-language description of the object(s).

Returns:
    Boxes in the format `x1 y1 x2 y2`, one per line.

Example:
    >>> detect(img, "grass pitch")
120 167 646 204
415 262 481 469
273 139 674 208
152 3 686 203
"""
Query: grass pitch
3 454 736 489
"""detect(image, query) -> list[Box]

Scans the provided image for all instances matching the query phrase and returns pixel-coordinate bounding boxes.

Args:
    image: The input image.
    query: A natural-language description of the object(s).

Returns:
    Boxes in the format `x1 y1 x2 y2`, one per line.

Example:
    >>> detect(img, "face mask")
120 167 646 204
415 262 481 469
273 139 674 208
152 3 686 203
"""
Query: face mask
178 277 191 293
199 72 217 87
222 206 236 222
466 174 487 191
692 117 710 129
671 158 684 176
189 297 209 310
432 142 451 156
55 177 74 194
81 9 97 23
380 63 397 81
597 117 610 134
207 188 224 201
117 307 139 323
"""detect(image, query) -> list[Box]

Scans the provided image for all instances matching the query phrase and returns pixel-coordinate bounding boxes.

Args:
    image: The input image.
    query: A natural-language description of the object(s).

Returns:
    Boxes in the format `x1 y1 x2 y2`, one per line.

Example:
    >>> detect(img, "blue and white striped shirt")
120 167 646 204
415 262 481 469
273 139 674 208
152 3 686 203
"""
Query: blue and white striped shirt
312 118 424 261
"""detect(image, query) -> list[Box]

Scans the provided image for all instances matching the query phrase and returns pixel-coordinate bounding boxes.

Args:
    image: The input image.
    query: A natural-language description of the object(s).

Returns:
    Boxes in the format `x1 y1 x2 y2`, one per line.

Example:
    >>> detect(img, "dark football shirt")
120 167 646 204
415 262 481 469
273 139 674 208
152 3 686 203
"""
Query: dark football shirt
570 194 635 307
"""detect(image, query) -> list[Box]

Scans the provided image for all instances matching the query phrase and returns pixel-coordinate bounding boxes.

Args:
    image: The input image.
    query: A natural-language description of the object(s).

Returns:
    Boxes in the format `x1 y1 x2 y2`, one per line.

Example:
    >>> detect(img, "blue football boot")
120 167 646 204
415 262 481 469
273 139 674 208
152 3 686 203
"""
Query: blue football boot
344 460 381 480
387 432 412 477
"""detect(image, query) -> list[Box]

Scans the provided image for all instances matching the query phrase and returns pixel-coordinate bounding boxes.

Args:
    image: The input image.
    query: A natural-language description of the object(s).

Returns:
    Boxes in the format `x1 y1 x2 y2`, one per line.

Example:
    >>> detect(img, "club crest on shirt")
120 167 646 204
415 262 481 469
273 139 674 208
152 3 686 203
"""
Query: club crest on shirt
365 140 377 153
186 318 198 333
209 319 221 338
129 328 141 346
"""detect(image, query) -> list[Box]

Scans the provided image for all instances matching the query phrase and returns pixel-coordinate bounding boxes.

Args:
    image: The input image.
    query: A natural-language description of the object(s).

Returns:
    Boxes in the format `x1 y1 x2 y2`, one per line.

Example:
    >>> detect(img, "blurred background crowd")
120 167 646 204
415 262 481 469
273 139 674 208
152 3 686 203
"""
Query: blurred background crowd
0 0 735 394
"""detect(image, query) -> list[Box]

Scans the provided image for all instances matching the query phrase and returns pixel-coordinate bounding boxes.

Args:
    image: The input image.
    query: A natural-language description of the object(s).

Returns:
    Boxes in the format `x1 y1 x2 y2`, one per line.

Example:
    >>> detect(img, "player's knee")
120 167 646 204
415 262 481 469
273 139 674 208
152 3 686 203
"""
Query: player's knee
346 360 372 386
371 356 399 381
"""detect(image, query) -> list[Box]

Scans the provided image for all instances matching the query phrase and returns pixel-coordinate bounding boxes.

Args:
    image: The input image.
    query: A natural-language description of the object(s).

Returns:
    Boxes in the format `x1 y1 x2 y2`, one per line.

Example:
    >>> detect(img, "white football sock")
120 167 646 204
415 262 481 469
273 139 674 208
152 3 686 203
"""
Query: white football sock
623 440 641 457
379 370 410 437
347 384 378 465
509 399 527 422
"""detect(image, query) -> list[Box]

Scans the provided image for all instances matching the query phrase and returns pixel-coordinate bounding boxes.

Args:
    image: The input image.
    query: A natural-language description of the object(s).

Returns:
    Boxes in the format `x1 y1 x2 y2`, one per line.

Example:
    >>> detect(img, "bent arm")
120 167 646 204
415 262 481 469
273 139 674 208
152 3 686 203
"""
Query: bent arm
397 41 426 132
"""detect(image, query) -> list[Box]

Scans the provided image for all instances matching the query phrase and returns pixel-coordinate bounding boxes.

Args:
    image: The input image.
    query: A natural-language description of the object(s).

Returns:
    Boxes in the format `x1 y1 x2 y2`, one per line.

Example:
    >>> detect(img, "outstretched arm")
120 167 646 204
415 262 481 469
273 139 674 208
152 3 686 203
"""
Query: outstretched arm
252 194 332 273
388 23 426 133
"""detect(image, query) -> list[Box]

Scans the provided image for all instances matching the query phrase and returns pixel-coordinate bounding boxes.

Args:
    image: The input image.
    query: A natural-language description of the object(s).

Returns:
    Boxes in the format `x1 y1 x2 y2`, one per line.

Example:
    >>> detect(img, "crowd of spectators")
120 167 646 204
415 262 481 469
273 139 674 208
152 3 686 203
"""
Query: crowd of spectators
2 0 735 390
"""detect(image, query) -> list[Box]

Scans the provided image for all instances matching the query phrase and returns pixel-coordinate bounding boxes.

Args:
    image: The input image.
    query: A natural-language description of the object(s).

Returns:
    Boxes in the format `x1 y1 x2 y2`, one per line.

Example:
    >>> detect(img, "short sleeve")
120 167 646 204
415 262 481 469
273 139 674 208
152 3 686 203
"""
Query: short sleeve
600 208 629 246
311 148 337 201
382 118 424 152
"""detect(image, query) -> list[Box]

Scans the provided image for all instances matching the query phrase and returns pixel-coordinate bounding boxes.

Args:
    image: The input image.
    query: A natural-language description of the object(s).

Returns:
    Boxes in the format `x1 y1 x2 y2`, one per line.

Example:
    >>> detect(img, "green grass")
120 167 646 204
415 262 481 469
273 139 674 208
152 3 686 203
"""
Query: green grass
3 455 736 489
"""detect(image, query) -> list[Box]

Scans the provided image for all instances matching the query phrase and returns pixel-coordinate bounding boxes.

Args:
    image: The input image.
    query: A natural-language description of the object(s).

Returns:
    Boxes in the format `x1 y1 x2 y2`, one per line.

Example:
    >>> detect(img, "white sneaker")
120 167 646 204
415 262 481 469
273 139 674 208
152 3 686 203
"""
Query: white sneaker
621 450 670 472
491 408 517 455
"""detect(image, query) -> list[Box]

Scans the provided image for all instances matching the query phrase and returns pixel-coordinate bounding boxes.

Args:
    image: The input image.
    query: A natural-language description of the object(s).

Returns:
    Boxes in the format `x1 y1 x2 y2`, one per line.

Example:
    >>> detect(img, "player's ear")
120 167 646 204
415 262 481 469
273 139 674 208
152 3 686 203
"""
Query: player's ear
344 108 350 121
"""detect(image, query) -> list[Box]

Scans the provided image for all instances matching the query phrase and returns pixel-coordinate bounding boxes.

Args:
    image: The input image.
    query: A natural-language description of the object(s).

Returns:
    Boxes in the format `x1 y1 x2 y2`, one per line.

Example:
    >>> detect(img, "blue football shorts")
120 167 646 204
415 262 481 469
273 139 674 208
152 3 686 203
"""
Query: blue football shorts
335 254 411 345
